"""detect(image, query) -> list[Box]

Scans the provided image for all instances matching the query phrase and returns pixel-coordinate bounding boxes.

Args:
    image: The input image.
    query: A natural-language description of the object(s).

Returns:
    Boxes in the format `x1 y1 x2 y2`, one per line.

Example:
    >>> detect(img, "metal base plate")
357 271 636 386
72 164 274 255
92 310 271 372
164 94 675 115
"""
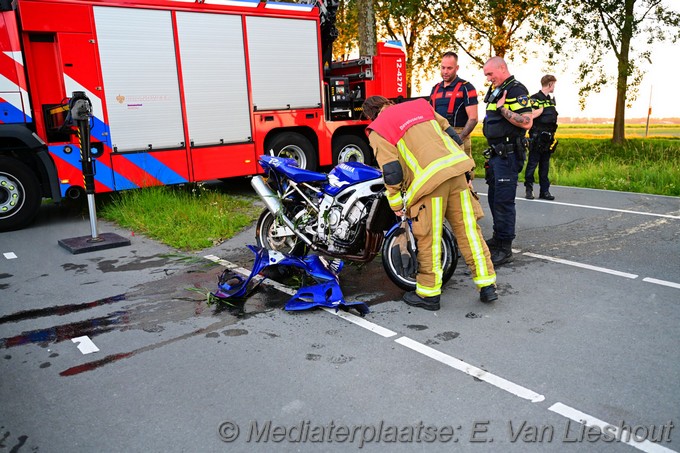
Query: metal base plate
58 232 131 255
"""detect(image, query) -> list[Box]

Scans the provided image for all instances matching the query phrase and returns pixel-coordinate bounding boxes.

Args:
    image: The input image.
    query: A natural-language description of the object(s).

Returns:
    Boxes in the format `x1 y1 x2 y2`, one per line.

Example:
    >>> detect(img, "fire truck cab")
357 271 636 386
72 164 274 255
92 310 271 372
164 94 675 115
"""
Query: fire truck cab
0 0 405 231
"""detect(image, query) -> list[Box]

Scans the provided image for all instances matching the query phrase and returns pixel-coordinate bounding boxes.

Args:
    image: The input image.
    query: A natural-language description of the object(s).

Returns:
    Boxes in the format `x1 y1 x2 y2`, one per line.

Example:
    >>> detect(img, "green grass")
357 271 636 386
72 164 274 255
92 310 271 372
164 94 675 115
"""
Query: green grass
97 183 262 251
471 137 680 196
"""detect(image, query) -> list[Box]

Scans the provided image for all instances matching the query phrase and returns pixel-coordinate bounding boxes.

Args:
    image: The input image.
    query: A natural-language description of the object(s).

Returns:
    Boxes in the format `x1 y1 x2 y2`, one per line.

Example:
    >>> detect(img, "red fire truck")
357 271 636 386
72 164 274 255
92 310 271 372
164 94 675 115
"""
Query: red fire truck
0 0 405 231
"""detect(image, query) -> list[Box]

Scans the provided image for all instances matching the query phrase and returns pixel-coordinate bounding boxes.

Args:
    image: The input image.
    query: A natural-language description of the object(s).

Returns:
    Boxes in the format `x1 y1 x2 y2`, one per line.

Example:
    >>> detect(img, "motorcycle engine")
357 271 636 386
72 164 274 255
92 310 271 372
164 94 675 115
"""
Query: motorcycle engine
316 194 366 252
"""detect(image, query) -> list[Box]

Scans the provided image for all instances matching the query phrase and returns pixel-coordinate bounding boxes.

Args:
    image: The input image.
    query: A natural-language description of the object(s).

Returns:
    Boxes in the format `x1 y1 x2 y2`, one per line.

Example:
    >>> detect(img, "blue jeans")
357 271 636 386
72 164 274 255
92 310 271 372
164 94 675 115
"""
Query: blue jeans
486 152 521 241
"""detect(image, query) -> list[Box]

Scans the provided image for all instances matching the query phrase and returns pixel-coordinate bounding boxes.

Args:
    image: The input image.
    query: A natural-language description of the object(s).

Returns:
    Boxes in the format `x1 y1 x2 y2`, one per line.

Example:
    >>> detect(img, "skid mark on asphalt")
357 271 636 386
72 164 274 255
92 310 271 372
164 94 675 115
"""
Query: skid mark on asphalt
205 253 678 453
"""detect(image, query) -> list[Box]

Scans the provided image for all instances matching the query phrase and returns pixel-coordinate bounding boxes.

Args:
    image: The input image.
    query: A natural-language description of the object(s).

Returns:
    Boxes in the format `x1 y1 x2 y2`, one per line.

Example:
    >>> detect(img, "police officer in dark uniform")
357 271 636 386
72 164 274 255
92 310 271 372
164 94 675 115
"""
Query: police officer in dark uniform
481 57 533 266
524 74 559 200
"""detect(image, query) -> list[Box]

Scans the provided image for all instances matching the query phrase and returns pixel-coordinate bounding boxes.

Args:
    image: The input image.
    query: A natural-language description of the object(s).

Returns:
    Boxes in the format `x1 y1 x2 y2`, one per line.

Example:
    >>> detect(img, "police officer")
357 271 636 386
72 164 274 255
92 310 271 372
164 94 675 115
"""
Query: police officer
429 51 479 160
524 75 559 200
481 57 533 266
362 95 498 310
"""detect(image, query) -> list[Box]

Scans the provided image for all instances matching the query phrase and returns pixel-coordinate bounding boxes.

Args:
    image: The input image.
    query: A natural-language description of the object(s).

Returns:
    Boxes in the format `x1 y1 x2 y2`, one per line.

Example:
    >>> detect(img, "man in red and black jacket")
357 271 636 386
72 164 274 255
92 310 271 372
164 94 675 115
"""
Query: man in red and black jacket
429 51 479 161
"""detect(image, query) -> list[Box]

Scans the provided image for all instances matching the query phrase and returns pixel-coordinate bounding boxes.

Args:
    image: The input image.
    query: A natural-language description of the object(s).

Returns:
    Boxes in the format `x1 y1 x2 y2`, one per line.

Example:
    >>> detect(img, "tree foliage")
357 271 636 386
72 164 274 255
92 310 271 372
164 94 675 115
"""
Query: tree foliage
556 0 680 143
374 0 432 96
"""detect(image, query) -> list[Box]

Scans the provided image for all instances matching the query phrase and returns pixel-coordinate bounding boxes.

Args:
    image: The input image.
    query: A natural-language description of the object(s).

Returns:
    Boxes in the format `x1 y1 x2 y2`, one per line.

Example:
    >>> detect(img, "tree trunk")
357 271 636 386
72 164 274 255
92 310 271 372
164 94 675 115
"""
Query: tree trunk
357 0 376 56
612 0 635 144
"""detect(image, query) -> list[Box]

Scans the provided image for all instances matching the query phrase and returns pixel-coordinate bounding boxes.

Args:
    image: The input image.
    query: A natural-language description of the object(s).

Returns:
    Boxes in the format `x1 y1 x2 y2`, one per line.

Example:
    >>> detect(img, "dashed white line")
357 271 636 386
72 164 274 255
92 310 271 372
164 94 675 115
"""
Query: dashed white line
3 252 17 259
642 278 680 290
476 192 680 220
322 307 397 338
205 253 676 453
549 402 677 453
395 336 545 403
523 252 639 279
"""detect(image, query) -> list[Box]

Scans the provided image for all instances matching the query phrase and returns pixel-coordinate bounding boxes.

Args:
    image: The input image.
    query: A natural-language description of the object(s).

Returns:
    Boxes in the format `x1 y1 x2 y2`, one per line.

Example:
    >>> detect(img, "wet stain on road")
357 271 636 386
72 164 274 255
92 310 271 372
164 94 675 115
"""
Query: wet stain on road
0 294 126 325
406 324 428 331
95 255 173 273
435 331 460 341
222 329 248 337
62 263 88 274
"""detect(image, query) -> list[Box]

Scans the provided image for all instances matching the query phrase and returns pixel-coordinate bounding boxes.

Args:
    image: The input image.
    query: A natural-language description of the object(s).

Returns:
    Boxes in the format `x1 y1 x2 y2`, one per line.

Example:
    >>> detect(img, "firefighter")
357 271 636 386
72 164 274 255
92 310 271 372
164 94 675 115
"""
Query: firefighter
362 96 497 311
524 75 559 200
481 57 533 266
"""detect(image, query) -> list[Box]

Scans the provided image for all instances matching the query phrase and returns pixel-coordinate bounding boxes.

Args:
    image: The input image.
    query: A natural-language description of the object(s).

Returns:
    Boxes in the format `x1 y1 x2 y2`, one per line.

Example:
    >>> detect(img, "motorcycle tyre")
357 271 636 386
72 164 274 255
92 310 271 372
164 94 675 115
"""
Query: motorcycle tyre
381 226 458 291
255 209 307 257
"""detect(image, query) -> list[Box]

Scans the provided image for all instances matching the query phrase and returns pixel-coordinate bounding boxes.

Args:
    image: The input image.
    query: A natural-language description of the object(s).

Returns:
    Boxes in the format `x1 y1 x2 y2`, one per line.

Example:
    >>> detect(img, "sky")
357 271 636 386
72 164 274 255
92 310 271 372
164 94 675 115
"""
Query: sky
413 39 677 120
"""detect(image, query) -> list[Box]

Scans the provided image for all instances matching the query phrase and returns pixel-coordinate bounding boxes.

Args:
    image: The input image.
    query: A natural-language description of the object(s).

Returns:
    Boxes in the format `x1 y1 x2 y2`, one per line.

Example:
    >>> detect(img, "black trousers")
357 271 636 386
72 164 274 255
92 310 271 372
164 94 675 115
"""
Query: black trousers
524 133 553 193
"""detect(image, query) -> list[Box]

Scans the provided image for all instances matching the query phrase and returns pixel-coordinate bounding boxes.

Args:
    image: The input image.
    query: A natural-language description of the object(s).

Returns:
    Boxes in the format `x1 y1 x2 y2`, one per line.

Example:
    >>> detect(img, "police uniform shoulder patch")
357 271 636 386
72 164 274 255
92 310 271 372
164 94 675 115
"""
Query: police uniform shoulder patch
518 95 529 107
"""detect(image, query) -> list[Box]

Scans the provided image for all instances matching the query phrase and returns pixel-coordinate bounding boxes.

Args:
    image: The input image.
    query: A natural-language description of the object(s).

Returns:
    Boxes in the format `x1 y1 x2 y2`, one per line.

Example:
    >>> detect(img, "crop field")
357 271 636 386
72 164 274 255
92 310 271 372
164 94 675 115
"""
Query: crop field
471 123 680 139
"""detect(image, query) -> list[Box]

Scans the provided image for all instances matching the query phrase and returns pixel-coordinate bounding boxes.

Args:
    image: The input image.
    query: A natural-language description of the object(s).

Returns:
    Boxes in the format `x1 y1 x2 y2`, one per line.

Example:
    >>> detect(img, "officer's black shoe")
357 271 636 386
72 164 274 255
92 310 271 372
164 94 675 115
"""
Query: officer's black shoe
480 285 498 303
403 291 440 311
491 240 513 266
485 235 501 251
525 187 534 199
539 191 555 200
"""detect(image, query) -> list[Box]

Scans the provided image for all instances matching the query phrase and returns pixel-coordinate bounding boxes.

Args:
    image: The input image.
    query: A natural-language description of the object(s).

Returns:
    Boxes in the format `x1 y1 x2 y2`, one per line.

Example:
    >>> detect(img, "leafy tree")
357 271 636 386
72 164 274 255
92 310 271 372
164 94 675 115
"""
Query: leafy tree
557 0 680 143
333 0 359 60
358 0 377 56
374 0 432 96
426 0 548 67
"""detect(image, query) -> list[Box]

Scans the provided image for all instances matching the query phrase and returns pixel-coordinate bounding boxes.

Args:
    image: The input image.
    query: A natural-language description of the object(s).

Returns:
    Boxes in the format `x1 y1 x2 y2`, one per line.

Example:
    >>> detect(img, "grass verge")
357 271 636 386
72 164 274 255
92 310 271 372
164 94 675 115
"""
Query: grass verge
97 183 262 251
472 137 680 196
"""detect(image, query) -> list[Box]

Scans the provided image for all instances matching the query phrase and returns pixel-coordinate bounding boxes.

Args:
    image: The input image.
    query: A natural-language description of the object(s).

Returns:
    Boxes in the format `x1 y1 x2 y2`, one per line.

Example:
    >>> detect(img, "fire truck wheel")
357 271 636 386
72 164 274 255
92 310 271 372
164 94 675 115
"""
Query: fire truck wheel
0 156 42 232
332 135 373 166
269 132 318 171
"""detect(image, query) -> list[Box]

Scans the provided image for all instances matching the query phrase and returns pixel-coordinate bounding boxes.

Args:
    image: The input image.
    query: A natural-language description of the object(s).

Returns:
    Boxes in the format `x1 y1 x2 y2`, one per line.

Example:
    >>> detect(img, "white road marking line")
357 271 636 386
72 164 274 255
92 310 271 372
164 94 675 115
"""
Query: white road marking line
395 336 545 403
3 252 17 259
642 278 680 289
206 253 674 449
549 402 677 453
204 254 296 295
476 192 680 220
523 252 639 279
71 336 100 354
321 307 397 338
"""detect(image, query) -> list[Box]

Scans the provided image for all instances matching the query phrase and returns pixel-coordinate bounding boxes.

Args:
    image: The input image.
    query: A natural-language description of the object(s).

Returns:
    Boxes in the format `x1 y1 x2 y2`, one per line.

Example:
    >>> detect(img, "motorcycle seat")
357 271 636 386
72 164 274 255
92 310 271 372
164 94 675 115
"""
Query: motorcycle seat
277 165 328 183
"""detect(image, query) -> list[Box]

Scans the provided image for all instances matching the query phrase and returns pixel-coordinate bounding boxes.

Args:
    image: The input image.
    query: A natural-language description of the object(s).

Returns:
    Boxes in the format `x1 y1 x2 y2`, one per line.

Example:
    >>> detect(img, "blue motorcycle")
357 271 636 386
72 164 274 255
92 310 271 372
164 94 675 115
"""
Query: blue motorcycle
250 154 458 291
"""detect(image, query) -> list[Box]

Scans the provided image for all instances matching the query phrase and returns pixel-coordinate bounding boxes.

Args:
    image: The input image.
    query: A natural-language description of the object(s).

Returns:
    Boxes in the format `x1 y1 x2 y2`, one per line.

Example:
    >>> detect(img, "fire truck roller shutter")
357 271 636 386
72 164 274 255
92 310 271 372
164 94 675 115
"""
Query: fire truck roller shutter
94 7 184 152
176 12 251 146
332 134 373 166
268 132 317 171
246 16 322 111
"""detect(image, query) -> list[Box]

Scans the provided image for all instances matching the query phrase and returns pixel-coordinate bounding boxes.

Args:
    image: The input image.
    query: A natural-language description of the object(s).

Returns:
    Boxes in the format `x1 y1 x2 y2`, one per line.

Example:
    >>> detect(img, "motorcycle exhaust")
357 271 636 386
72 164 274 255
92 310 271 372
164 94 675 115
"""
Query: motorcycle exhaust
250 176 315 248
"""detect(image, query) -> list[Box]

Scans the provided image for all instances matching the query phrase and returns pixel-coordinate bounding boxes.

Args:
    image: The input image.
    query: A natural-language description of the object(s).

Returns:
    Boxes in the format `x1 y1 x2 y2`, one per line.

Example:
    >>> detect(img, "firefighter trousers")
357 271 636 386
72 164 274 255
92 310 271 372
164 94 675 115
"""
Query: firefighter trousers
408 175 496 298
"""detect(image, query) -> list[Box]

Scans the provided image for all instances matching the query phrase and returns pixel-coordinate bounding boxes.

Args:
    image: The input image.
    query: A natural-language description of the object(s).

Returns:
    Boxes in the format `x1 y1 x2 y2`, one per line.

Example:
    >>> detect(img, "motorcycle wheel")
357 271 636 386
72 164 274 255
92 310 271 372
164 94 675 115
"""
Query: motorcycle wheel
255 209 307 256
381 225 458 291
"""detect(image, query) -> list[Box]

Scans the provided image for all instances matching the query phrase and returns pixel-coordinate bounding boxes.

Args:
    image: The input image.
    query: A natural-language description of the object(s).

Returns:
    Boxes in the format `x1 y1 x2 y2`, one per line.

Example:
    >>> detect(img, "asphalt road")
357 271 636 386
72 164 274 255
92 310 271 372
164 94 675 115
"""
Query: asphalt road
1 184 679 453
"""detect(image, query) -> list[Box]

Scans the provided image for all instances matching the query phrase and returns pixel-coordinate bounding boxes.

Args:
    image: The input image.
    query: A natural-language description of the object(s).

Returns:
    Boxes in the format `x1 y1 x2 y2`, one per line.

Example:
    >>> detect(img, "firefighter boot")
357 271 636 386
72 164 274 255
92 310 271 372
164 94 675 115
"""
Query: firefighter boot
480 285 498 303
403 291 441 311
491 240 513 266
